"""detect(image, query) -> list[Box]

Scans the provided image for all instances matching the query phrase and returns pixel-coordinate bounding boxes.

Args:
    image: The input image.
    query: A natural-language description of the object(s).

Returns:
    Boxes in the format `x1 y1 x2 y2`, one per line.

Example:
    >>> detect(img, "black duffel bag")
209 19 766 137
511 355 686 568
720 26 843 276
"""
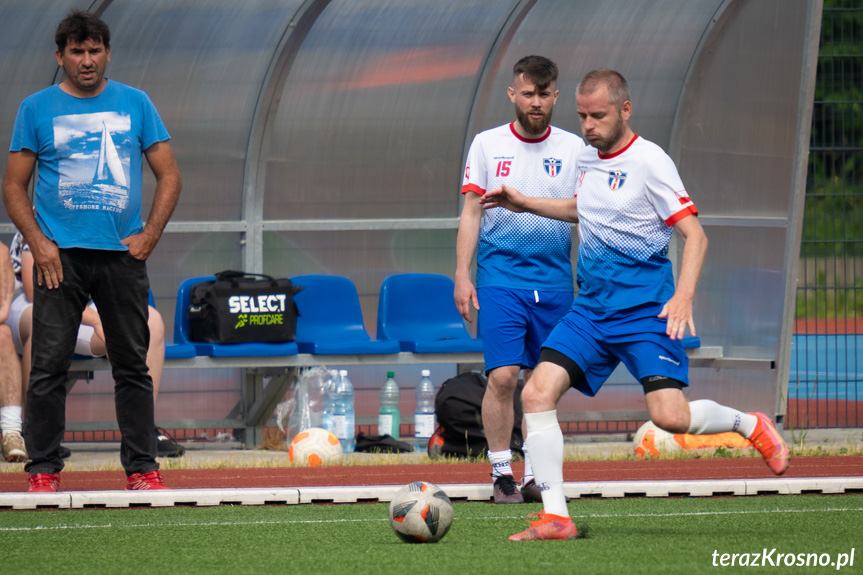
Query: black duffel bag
430 371 524 458
188 270 302 344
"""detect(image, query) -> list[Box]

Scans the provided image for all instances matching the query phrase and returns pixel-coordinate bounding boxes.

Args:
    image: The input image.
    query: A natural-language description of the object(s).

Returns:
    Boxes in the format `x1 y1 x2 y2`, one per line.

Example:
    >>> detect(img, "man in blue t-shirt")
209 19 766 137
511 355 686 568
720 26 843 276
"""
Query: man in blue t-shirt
2 10 182 493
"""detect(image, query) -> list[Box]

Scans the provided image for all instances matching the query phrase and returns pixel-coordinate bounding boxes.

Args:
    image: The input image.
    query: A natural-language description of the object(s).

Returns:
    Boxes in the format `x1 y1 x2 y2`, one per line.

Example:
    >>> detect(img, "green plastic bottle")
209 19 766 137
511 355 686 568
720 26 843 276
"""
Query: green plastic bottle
378 371 401 438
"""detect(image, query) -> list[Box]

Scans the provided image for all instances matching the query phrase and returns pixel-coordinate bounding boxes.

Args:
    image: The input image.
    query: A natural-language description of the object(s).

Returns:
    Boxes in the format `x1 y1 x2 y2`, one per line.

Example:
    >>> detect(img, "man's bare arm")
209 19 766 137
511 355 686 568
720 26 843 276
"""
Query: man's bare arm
658 214 708 340
454 193 483 323
122 141 182 260
480 185 579 223
2 150 62 288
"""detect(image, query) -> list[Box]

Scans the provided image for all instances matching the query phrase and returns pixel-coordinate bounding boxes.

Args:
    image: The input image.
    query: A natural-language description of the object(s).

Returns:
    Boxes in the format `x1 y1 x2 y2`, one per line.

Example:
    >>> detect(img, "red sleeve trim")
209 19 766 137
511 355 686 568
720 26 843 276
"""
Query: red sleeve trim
665 205 698 226
509 122 551 143
461 183 485 196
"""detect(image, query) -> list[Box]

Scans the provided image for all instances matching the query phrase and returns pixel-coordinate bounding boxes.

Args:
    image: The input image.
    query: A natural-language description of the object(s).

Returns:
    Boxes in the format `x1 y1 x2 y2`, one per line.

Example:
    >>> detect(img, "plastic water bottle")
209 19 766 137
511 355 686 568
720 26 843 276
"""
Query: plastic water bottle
333 369 355 453
378 371 401 438
297 376 312 432
414 369 436 452
321 369 337 434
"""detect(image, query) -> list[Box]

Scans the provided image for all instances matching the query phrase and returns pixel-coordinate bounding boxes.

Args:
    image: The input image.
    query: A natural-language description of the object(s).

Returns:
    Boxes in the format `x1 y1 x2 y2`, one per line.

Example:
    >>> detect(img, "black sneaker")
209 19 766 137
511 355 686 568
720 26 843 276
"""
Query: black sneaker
521 478 543 503
59 445 72 459
521 478 571 503
493 474 524 504
156 428 185 457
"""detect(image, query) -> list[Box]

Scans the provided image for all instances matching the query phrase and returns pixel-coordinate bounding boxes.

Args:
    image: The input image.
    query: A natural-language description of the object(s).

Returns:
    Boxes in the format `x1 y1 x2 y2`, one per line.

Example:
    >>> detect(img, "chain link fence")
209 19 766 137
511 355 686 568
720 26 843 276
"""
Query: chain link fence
791 0 862 427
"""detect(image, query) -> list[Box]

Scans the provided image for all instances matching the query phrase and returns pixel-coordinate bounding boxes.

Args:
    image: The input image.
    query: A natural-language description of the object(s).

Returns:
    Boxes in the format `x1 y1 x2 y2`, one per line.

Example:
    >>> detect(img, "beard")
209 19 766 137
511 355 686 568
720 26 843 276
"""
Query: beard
588 112 627 154
515 105 552 136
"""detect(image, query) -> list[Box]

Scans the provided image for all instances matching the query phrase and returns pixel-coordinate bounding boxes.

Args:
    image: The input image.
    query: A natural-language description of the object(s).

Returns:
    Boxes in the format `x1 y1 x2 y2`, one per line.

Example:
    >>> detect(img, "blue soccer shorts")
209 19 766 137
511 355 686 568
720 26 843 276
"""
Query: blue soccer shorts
541 301 690 397
477 286 573 372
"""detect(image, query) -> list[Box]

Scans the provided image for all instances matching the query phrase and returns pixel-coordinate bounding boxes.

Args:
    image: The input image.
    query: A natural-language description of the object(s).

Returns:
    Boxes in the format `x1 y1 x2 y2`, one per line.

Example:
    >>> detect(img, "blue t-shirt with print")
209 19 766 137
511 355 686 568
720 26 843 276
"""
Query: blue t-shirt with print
10 80 170 250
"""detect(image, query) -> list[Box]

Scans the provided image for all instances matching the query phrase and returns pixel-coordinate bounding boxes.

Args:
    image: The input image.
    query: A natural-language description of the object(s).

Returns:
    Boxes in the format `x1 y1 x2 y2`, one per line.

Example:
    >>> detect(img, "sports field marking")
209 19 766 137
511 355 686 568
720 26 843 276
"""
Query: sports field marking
0 518 384 532
570 506 863 520
2 505 861 533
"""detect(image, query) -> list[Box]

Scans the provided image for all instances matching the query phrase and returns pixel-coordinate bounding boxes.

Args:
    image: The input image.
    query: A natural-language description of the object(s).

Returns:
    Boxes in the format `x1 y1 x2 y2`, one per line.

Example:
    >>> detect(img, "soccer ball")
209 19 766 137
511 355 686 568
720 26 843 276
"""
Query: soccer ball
633 420 684 457
389 481 454 543
288 427 342 466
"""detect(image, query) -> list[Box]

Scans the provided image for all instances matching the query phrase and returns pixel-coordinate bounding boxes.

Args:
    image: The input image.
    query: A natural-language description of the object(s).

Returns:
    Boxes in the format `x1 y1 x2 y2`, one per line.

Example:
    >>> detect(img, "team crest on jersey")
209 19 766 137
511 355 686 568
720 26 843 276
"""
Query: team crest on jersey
608 170 627 190
543 157 562 177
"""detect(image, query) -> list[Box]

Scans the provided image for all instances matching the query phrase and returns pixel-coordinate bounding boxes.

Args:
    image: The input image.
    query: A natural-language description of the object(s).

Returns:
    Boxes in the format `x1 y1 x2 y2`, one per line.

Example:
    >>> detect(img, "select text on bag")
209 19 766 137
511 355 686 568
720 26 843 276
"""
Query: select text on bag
228 294 288 314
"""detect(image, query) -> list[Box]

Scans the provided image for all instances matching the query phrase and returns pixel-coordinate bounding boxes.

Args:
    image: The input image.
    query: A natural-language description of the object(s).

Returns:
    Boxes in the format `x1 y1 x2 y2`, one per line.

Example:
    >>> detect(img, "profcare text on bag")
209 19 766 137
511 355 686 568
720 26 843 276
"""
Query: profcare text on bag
188 270 301 343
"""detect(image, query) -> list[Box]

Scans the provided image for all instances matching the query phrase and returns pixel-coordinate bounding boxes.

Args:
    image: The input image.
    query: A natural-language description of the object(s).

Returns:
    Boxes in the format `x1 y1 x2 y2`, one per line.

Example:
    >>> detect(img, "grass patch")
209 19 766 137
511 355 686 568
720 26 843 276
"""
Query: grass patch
0 494 860 574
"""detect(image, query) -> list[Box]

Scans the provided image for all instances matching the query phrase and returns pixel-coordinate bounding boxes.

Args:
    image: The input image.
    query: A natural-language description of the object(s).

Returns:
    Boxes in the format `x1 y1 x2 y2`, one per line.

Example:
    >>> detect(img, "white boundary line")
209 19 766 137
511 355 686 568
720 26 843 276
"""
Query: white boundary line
2 506 862 533
0 477 861 510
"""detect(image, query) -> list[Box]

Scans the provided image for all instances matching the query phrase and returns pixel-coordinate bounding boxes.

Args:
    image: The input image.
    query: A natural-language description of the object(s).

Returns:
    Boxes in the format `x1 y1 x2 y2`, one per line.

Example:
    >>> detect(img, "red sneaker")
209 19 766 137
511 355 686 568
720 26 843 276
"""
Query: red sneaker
126 470 168 490
28 473 60 493
508 511 578 541
748 412 789 475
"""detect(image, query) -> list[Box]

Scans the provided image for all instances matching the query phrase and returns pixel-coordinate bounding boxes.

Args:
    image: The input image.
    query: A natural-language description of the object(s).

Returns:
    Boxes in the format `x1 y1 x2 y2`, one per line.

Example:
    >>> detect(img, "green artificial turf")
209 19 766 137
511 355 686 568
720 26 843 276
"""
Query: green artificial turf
0 494 860 575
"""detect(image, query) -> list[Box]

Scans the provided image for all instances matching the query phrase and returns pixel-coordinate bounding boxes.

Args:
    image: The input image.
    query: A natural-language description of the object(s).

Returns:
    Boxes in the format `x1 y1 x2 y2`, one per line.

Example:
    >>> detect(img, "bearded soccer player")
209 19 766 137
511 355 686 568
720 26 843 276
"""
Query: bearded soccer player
455 55 584 503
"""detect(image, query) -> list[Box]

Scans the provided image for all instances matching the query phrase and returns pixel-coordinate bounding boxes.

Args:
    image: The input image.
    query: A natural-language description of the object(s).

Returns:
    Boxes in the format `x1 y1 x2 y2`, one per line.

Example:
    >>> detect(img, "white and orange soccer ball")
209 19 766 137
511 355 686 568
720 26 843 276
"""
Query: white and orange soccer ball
633 420 684 457
389 481 454 543
288 427 342 467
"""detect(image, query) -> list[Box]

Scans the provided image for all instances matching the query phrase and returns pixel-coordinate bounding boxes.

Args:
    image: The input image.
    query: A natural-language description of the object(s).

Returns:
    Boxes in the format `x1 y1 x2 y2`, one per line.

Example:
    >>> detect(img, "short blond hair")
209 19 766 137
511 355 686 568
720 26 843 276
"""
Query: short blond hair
577 69 630 110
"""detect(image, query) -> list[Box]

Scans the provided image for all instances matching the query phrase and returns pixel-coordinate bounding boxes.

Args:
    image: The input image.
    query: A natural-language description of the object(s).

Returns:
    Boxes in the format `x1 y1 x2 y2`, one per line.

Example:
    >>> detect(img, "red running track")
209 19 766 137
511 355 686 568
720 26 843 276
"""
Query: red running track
1 456 861 493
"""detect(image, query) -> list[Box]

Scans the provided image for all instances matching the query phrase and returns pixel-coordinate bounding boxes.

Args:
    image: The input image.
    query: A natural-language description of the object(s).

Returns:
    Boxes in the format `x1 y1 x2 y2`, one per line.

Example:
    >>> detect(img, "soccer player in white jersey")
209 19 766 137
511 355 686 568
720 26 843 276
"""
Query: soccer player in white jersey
455 56 584 503
480 69 789 539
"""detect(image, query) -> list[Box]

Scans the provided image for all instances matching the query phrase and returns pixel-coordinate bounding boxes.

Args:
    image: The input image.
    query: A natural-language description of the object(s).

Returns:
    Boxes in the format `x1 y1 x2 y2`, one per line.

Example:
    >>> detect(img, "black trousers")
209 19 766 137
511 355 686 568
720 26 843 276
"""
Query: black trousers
24 249 158 476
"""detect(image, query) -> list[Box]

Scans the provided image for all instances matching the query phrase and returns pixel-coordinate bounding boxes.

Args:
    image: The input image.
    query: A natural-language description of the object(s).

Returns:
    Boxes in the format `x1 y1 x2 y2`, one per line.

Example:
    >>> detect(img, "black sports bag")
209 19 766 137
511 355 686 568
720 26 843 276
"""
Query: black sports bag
431 371 524 458
188 270 301 344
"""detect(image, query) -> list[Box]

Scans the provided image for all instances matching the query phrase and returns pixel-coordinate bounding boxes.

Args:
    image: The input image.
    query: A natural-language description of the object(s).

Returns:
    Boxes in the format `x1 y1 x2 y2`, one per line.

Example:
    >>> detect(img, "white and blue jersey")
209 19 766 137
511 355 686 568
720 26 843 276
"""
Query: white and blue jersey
462 123 584 292
10 80 170 251
573 135 697 311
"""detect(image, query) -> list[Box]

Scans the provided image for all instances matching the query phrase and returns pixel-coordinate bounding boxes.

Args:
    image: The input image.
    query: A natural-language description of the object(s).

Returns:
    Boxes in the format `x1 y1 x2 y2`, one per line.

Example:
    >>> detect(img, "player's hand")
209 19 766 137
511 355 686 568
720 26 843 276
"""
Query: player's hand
30 237 63 289
454 277 480 323
658 295 696 341
479 185 527 212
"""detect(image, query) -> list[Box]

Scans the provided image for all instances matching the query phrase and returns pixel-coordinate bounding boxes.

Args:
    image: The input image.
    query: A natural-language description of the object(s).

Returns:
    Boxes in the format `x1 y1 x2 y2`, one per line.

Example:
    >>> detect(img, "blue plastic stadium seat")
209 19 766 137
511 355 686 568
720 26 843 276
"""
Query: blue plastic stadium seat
173 276 298 358
376 273 483 353
291 274 400 355
682 336 701 349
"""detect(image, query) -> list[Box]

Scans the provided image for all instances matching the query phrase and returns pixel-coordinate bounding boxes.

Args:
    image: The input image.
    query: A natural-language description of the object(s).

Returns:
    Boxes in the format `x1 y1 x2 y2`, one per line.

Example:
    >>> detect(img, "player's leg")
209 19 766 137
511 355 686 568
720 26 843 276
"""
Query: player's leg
520 290 573 500
2 294 29 461
147 306 165 402
0 324 25 462
510 309 615 540
509 356 578 541
477 287 530 503
618 303 789 475
643 384 788 474
484 364 523 501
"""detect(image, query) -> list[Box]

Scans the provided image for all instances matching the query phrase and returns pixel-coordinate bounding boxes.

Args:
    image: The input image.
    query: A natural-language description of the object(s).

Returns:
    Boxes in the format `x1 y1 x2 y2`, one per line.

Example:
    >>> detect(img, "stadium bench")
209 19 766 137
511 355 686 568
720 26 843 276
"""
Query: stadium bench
65 276 774 446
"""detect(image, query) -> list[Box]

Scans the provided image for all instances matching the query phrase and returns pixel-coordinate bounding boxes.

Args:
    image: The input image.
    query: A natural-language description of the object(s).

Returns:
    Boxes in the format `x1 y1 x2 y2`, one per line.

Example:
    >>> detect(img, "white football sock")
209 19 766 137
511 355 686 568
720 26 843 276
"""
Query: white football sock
0 406 23 435
687 400 757 438
522 442 534 483
524 410 568 517
488 449 513 478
